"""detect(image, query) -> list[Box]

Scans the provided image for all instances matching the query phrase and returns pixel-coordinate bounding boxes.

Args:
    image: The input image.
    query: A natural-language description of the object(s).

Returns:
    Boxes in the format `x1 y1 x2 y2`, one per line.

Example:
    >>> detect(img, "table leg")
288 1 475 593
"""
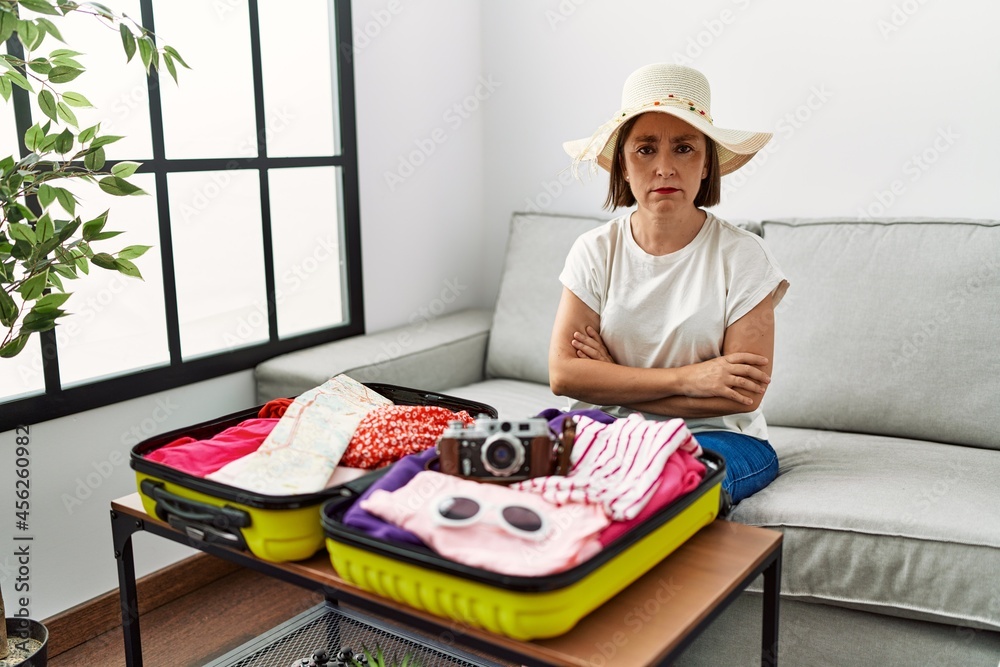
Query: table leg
111 509 144 667
761 547 782 667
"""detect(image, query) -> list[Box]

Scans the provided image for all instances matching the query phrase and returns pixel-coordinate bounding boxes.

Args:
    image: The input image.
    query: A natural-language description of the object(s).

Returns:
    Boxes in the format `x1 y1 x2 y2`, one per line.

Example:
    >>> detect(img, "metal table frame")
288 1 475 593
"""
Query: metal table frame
111 503 781 667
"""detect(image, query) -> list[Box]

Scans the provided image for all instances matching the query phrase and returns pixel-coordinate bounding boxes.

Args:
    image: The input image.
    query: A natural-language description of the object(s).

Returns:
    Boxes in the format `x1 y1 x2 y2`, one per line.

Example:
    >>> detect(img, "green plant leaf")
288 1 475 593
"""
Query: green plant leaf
89 134 123 148
0 11 17 45
17 20 41 52
56 100 78 126
98 175 145 196
49 48 83 58
48 64 84 83
0 334 30 358
24 123 44 152
163 45 190 69
89 230 122 240
110 161 141 178
38 89 58 122
61 91 93 107
19 0 61 16
119 23 136 62
47 268 64 291
137 36 152 71
163 52 177 83
5 69 32 92
32 291 71 312
56 216 81 242
113 257 142 279
82 212 107 240
28 58 52 75
18 270 48 300
52 262 78 280
7 223 37 245
74 254 89 274
22 308 63 333
88 2 115 19
0 288 18 327
79 123 99 144
0 74 11 102
55 127 74 153
38 183 57 208
117 244 151 260
36 213 54 242
54 187 76 215
84 145 106 171
91 252 116 270
35 17 65 42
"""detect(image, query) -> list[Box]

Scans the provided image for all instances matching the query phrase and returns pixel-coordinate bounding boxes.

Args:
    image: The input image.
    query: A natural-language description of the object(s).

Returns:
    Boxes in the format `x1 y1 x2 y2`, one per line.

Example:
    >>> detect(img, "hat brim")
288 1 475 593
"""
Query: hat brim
564 107 771 177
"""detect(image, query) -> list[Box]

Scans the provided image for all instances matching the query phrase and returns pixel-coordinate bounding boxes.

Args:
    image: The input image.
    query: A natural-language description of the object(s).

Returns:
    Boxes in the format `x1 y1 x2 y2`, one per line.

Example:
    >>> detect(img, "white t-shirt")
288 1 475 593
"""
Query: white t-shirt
558 210 789 440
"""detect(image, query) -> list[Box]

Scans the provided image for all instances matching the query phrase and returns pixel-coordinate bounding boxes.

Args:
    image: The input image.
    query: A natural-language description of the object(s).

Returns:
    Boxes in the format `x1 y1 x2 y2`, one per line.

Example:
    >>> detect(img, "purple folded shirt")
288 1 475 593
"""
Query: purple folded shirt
341 409 617 546
342 447 438 545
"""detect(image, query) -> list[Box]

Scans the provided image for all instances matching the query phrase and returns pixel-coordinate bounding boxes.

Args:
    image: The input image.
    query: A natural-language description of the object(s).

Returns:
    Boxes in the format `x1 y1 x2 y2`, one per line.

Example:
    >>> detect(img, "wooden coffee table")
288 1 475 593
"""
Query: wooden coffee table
111 493 781 666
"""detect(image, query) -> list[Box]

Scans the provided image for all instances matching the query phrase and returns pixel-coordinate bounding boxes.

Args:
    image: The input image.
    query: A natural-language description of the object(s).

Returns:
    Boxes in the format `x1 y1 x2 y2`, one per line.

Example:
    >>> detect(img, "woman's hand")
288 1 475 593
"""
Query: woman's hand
681 353 771 405
572 326 616 363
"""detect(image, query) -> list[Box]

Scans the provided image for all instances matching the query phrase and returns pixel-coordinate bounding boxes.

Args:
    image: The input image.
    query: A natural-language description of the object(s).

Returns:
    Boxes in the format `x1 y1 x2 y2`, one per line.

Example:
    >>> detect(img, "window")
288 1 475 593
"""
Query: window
0 0 363 431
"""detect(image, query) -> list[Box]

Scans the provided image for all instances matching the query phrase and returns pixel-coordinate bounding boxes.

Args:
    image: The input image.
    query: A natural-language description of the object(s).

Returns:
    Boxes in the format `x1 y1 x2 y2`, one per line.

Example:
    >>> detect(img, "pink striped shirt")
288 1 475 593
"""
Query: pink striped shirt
511 414 701 521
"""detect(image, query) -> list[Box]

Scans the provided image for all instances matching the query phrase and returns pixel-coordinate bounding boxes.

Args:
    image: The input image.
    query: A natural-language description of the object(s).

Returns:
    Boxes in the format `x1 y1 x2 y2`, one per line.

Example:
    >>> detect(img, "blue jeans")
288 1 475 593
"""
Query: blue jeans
694 431 779 505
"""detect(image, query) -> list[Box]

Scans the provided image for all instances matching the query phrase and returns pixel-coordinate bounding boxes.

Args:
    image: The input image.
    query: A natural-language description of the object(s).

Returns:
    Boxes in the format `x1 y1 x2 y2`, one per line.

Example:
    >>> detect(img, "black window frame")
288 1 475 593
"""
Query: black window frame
1 0 363 432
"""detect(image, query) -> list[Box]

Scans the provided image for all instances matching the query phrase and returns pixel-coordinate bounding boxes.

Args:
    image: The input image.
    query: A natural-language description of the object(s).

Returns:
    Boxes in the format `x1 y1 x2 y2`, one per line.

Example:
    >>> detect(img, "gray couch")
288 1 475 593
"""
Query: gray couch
255 212 1000 666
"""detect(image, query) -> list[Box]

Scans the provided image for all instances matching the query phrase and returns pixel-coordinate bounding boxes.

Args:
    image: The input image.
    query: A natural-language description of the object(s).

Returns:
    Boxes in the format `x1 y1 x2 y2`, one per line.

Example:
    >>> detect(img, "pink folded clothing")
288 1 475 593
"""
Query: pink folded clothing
145 418 279 477
360 471 609 577
511 414 701 522
598 449 706 546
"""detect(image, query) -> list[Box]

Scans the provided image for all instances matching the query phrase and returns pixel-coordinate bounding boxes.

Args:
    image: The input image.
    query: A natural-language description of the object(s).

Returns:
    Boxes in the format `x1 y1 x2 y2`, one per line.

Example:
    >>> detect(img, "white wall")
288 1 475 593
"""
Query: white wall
480 0 1000 302
353 0 490 329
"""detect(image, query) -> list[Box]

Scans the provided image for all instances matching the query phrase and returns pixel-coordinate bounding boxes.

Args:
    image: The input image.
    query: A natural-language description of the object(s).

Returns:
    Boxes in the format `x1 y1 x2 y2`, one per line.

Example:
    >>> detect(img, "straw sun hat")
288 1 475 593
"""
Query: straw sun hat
563 63 771 176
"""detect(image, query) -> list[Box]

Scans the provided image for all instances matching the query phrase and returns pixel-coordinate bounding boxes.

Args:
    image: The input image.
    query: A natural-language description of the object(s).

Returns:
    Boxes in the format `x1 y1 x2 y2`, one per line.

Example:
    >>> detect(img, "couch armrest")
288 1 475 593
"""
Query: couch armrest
254 309 493 402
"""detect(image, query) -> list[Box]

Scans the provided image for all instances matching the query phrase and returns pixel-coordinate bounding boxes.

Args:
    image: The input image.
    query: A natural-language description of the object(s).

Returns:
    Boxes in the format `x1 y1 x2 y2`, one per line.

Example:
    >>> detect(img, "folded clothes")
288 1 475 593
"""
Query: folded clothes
597 448 705 546
361 470 609 576
206 375 392 495
144 418 279 477
511 413 701 522
343 405 475 469
342 447 439 546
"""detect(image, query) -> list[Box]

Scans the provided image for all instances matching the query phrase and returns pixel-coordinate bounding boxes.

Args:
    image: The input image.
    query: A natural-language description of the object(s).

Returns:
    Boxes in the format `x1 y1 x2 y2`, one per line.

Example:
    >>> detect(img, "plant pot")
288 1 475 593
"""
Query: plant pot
2 618 48 667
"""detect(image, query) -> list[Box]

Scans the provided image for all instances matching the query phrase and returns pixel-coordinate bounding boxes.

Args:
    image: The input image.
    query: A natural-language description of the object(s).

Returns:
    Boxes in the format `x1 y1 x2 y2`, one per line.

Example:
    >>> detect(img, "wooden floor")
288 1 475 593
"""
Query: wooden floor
48 564 320 667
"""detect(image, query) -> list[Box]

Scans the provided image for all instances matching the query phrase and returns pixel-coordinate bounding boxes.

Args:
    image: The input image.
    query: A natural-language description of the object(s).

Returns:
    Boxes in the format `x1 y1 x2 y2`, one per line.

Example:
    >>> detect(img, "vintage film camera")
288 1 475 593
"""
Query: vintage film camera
436 415 574 483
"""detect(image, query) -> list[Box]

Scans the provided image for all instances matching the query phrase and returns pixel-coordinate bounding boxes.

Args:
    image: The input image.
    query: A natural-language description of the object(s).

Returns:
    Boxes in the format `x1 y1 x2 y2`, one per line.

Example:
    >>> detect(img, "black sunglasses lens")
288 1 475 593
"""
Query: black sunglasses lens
438 496 480 521
501 505 544 533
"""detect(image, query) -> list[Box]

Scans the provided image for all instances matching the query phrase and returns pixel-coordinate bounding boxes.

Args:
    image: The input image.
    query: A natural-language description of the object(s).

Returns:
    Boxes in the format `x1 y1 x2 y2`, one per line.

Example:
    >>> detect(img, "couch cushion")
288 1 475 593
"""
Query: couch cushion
760 217 1000 450
486 212 605 384
442 378 565 420
732 425 1000 631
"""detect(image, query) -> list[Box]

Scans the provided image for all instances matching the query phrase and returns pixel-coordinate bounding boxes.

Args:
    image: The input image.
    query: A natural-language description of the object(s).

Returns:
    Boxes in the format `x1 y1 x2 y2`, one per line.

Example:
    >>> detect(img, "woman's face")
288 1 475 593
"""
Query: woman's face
621 112 709 217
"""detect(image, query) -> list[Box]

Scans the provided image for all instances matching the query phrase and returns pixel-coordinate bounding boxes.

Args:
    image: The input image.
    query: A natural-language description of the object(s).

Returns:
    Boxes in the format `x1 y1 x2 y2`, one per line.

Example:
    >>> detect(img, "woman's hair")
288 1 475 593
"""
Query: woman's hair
604 115 722 210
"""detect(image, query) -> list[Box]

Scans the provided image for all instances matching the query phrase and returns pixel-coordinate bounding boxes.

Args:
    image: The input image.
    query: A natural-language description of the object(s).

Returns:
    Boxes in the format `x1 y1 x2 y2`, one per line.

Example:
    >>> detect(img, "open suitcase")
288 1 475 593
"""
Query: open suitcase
321 449 725 640
130 383 497 563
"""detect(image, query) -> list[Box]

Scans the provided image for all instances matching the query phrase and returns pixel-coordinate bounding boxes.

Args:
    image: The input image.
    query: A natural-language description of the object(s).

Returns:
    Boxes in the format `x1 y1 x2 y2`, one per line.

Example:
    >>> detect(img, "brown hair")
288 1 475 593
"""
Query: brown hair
603 115 722 210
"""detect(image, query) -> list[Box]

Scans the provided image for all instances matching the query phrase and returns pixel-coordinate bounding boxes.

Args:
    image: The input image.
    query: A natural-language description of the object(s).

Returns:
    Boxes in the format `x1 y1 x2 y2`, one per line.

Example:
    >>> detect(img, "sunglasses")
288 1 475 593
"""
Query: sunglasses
431 495 549 541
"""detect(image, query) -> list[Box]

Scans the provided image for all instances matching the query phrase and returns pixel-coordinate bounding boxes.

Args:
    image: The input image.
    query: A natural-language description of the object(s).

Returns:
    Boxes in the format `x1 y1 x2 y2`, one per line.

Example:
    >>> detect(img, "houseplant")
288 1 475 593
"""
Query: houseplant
1 1 185 663
0 0 187 359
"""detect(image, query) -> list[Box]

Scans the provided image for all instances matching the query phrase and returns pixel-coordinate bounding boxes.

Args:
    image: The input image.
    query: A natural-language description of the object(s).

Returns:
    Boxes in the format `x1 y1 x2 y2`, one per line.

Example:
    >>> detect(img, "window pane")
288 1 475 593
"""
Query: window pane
258 1 340 156
25 0 153 160
56 175 170 386
154 0 258 159
168 170 268 358
0 337 45 403
268 167 346 338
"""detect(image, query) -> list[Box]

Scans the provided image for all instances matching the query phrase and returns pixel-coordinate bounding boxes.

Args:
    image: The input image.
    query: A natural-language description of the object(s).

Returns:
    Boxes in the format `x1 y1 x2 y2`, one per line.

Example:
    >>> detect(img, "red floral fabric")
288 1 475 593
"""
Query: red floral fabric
343 406 475 469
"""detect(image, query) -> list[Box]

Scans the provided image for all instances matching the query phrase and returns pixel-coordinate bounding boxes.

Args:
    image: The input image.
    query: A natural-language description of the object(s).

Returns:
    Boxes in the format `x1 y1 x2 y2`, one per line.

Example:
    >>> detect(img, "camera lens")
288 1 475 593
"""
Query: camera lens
482 436 524 476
